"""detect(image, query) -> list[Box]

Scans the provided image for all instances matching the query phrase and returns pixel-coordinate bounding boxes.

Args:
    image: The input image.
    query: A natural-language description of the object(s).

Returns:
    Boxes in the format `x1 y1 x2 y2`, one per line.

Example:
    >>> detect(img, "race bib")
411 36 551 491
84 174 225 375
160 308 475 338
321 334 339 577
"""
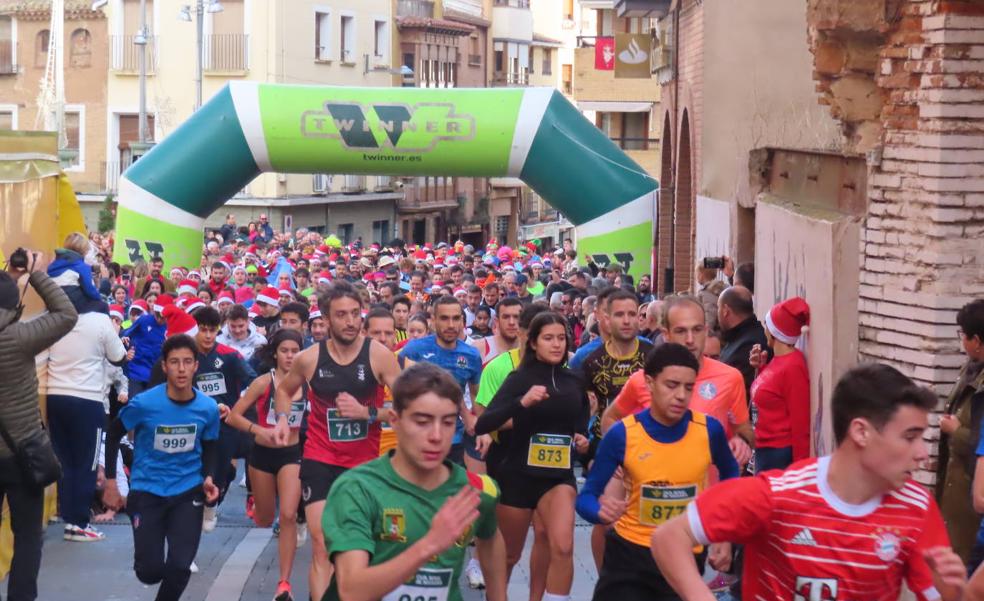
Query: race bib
153 424 197 454
639 483 696 526
266 400 306 428
526 433 572 469
327 407 368 442
195 372 227 397
382 567 453 601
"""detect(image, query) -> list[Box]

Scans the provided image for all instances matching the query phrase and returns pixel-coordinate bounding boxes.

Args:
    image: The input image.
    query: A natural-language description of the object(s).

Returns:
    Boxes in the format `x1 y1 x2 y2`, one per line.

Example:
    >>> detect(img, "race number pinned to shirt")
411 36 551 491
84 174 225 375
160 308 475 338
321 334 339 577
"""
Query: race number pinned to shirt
382 567 453 601
639 483 696 526
195 372 227 397
327 407 368 442
154 424 197 454
527 433 572 469
267 400 306 428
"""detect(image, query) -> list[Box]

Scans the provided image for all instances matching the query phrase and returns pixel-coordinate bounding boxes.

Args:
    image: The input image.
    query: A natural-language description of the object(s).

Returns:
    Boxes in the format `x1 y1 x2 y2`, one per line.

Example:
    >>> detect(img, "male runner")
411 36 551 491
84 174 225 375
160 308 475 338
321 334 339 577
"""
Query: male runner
103 335 221 601
401 295 482 466
321 363 507 601
392 295 411 344
576 343 738 600
271 282 402 601
470 296 522 366
363 307 408 456
651 363 967 601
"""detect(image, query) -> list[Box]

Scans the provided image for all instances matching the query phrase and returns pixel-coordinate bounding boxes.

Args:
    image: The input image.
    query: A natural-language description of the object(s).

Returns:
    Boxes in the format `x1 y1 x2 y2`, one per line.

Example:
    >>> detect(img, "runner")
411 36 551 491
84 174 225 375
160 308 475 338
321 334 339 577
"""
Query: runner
270 281 402 601
650 363 967 601
320 363 507 601
471 296 522 366
576 343 738 600
476 312 590 601
225 329 307 601
103 334 221 601
363 307 411 456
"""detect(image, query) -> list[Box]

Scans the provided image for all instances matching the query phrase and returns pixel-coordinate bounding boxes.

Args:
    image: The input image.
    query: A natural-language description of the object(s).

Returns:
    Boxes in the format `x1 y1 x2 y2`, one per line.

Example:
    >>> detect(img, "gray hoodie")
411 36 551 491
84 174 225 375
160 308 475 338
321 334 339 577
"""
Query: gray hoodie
217 321 267 362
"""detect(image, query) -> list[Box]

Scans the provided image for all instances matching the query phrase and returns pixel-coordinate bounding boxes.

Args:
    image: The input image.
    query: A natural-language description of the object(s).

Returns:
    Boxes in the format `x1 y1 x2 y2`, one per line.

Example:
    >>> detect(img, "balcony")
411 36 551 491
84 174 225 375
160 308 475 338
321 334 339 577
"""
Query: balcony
398 180 459 212
397 0 435 18
491 71 529 87
0 40 16 75
375 176 396 192
494 0 529 7
342 174 366 193
102 160 134 194
110 35 158 73
204 33 248 72
572 46 659 103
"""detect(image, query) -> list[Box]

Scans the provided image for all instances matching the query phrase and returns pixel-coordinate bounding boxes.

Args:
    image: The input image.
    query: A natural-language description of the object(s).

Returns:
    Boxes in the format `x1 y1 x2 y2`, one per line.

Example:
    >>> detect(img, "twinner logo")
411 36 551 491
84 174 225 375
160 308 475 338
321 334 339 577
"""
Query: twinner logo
301 102 475 152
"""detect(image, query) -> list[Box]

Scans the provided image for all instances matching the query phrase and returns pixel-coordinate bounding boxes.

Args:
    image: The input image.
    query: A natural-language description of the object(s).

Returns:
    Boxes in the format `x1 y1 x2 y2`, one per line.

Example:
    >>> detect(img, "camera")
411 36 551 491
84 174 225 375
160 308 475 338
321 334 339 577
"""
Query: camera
8 247 29 271
702 256 724 270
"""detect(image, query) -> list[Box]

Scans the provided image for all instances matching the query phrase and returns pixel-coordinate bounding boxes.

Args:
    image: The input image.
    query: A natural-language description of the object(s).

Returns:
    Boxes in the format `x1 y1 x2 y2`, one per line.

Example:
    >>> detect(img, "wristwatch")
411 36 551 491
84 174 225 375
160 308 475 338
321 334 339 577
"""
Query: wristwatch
368 405 378 424
275 411 289 422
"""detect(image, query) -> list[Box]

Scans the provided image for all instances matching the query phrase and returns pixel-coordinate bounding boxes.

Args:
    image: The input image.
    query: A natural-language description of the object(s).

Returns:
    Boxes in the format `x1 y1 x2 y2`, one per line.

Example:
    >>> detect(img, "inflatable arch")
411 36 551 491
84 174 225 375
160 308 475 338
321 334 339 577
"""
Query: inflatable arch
113 82 658 277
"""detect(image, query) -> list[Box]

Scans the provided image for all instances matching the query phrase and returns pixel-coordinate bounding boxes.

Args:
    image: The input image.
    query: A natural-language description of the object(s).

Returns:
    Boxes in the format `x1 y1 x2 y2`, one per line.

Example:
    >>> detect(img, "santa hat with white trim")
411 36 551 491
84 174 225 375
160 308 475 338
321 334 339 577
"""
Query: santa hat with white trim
109 304 125 321
256 286 279 307
130 299 149 316
162 305 199 338
177 279 198 297
184 299 207 315
154 294 175 314
309 308 322 321
764 297 811 345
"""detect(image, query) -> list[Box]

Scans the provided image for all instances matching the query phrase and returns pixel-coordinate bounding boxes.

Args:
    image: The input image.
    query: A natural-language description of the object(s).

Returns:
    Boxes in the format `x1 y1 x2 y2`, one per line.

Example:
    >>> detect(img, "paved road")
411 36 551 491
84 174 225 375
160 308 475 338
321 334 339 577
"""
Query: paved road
2 468 601 601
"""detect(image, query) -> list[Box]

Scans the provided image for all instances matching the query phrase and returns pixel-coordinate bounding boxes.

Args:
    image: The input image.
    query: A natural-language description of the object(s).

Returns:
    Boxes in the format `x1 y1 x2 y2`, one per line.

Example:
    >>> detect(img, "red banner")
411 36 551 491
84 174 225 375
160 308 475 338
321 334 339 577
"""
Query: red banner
595 37 615 70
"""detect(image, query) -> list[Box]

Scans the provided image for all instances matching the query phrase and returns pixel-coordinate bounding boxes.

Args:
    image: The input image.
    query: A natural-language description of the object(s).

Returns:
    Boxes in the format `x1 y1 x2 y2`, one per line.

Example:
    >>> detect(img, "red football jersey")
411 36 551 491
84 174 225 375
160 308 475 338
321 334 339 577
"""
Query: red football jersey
688 457 948 601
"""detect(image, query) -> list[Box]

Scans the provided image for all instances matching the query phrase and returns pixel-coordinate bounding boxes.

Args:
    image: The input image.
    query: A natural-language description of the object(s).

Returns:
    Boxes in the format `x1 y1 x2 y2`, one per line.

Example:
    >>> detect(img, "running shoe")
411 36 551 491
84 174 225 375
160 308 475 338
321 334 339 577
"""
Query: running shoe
272 520 280 537
190 561 199 574
273 580 293 601
296 525 308 546
245 494 255 520
202 506 218 532
465 557 485 589
64 524 105 542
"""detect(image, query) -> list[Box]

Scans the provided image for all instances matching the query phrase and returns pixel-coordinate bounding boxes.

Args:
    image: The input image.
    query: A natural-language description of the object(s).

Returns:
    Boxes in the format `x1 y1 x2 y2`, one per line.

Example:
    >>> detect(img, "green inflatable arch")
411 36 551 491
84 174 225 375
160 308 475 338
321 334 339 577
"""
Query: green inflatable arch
113 82 658 277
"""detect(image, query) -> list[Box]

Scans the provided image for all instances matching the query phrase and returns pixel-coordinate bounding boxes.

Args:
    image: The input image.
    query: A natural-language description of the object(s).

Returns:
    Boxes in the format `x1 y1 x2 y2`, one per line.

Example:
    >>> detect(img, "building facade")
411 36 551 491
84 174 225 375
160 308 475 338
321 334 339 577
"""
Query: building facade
96 0 400 243
0 1 108 196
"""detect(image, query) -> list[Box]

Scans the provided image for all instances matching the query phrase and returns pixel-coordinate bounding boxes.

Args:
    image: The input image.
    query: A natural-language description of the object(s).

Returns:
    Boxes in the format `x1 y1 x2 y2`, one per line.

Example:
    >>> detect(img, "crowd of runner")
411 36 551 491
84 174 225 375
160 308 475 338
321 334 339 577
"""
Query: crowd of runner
5 217 984 601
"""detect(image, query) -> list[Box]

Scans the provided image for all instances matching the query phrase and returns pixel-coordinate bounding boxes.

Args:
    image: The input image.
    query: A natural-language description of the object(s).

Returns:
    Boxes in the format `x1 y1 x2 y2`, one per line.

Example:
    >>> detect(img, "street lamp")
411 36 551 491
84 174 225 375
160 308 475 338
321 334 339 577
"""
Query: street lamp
179 0 224 111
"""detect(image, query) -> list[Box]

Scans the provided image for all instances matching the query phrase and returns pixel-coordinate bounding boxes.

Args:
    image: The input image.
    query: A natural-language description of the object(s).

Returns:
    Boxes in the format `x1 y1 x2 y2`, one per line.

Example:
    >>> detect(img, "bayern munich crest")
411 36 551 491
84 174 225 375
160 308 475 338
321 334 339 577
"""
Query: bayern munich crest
873 531 902 562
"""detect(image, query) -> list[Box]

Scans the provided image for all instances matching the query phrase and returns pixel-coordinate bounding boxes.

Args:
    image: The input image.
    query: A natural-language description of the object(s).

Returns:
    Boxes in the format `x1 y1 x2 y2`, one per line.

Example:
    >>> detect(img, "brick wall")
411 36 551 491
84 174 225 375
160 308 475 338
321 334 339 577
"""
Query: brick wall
810 1 984 485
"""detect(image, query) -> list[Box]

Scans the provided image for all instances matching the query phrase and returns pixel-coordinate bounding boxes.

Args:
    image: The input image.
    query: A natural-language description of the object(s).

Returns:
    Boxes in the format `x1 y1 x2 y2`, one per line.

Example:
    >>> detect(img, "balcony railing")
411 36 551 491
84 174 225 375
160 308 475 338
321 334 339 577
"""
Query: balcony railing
491 71 529 87
343 174 366 193
0 41 16 75
204 33 248 72
611 137 659 151
399 181 457 210
494 0 529 7
576 35 601 48
102 160 133 194
397 0 435 17
375 176 395 191
110 34 158 73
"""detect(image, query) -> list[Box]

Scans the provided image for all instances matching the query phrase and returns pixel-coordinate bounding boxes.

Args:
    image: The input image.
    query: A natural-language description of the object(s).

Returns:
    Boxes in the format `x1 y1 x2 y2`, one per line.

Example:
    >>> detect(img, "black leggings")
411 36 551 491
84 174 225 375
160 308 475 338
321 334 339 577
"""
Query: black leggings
0 480 44 601
127 486 205 601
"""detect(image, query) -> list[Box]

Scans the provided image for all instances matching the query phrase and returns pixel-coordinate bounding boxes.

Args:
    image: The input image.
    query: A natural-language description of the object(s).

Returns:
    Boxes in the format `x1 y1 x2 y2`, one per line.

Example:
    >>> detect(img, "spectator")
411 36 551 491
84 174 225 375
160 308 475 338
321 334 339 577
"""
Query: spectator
0 251 78 599
938 298 984 562
717 285 769 396
219 213 237 244
256 213 274 243
695 262 726 334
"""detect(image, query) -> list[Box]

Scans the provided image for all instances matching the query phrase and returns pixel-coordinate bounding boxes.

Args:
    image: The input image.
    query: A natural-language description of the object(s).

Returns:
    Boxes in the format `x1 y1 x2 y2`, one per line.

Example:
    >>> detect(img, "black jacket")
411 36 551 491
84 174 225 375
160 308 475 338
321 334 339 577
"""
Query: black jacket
719 316 769 397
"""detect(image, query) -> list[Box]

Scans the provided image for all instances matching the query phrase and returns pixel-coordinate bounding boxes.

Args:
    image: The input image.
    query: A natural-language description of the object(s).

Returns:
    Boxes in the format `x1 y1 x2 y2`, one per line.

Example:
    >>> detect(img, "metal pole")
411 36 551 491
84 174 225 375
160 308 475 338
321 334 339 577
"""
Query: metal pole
137 0 147 143
195 0 204 110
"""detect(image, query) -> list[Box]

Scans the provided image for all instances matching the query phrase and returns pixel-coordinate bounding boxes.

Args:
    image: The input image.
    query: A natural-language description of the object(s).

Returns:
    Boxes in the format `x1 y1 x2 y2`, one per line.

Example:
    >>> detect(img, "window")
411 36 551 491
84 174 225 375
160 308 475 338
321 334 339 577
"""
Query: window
63 109 82 169
563 0 574 19
0 109 14 130
0 16 14 74
315 11 331 60
372 220 390 244
528 46 535 75
340 15 354 63
495 216 509 238
70 28 92 68
337 223 354 245
494 49 503 73
598 10 614 36
542 48 552 75
562 63 572 94
373 19 388 58
35 29 50 67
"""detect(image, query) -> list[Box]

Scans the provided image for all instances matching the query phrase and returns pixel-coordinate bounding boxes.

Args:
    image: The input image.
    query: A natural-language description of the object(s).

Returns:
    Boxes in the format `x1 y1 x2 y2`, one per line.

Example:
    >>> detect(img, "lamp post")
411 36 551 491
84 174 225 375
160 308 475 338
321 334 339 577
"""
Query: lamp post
179 0 223 111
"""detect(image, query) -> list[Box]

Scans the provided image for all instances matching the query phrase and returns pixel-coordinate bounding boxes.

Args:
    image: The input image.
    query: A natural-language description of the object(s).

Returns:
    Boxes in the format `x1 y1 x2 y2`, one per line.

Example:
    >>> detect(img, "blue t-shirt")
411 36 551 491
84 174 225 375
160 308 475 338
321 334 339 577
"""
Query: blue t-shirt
120 384 221 497
401 334 482 444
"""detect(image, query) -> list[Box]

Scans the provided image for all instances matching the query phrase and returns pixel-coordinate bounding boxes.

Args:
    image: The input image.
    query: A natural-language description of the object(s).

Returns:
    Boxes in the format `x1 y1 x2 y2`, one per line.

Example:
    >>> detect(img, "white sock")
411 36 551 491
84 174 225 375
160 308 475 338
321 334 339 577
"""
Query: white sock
542 593 570 601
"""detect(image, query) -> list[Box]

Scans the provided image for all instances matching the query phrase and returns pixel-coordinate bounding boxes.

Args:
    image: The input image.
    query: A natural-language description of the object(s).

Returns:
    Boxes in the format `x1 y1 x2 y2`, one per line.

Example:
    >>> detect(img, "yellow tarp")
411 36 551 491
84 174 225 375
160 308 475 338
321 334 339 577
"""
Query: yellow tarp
0 131 88 579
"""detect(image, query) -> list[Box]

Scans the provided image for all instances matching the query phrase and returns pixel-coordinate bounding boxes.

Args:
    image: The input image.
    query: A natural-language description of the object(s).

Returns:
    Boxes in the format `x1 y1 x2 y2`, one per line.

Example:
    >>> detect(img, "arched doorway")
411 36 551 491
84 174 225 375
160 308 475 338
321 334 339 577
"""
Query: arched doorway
673 110 694 293
657 111 674 294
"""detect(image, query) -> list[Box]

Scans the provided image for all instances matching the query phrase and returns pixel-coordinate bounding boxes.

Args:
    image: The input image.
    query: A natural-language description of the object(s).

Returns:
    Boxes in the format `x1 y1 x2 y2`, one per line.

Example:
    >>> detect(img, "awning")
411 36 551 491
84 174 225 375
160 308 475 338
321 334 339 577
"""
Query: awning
577 101 654 113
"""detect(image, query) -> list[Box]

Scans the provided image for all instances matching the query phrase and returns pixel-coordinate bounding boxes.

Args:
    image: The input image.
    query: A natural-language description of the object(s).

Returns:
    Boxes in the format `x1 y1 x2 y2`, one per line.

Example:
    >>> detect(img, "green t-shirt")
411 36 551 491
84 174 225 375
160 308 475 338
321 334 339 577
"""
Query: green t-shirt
474 348 521 408
322 453 499 601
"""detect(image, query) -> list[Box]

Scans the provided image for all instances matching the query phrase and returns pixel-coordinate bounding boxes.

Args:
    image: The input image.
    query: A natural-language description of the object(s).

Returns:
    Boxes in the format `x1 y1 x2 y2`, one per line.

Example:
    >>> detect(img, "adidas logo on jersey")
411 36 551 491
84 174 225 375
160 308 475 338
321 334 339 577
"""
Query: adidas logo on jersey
791 528 817 547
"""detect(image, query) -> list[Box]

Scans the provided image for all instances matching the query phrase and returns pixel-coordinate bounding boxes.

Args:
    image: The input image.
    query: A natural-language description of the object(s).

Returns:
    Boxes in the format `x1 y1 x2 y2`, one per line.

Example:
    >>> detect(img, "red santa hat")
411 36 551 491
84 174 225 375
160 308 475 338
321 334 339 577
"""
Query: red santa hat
317 270 332 285
216 291 235 306
765 297 811 345
154 294 175 314
187 270 203 281
177 279 198 296
130 300 149 315
278 287 293 298
109 304 125 321
184 300 207 315
256 286 280 306
309 309 322 321
169 267 185 278
162 305 199 338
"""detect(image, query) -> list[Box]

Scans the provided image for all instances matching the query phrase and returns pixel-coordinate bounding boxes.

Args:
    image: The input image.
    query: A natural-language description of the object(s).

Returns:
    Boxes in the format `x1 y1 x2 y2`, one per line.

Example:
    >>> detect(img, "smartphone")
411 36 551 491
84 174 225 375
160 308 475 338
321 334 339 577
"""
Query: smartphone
703 257 724 269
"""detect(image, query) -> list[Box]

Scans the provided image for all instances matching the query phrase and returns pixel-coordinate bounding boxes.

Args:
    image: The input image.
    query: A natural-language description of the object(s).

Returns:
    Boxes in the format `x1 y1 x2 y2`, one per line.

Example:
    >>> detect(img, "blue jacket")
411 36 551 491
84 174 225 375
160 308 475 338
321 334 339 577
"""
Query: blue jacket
121 313 165 382
47 249 101 302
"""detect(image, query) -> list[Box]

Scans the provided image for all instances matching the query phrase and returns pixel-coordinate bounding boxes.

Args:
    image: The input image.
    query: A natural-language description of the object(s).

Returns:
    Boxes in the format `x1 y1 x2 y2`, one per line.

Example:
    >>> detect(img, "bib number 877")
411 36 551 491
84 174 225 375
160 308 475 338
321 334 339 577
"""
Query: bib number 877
649 504 686 521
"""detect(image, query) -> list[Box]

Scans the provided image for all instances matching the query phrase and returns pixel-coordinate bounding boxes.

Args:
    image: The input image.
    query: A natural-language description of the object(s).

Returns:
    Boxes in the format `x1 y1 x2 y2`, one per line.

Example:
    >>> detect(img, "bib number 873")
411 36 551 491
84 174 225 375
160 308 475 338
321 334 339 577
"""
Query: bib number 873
536 448 564 463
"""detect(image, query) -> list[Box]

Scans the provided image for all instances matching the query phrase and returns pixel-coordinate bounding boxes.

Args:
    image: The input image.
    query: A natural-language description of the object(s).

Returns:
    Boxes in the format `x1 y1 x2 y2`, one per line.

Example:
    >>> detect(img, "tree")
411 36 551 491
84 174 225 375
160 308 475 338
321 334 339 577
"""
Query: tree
97 194 116 234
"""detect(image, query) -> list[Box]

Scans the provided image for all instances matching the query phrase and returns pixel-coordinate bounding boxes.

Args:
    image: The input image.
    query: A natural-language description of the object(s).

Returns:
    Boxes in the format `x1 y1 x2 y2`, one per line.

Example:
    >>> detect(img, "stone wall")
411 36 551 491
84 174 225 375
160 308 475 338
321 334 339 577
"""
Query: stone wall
808 0 984 484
